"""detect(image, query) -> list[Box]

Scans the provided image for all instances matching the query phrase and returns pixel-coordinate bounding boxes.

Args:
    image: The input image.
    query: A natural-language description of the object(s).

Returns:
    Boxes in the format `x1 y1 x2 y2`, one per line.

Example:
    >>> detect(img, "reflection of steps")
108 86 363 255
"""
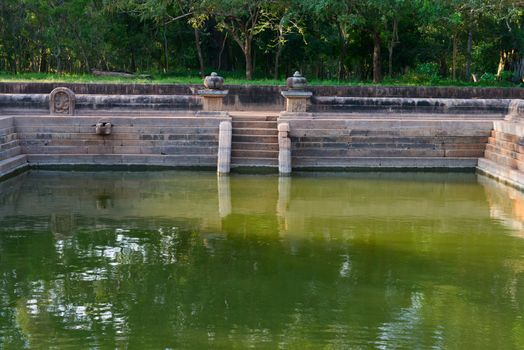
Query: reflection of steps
231 115 278 168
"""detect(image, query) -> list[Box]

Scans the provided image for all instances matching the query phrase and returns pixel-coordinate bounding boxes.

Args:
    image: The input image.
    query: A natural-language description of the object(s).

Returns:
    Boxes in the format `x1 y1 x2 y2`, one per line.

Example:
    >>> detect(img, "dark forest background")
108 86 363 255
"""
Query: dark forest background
0 0 523 84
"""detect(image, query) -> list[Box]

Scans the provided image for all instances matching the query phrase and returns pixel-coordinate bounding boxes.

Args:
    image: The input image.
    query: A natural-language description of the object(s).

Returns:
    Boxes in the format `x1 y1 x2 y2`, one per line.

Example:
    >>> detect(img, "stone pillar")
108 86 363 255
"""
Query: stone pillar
278 122 292 175
49 87 75 115
217 120 232 175
197 72 229 112
281 72 312 113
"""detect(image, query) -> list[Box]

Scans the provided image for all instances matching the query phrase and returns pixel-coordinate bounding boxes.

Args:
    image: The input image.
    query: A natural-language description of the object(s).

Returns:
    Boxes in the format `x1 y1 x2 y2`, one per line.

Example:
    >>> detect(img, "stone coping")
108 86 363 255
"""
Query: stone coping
1 82 523 99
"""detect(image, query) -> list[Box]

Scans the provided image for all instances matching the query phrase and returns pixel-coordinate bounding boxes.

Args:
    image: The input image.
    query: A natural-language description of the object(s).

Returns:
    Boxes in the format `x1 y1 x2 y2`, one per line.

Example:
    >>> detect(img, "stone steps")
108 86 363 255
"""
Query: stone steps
19 139 219 147
485 144 521 160
484 149 520 169
232 121 277 129
0 154 27 176
233 128 278 136
20 145 218 155
231 115 278 122
293 136 489 144
293 142 486 149
478 158 524 190
0 146 22 161
231 142 279 151
293 148 484 158
27 154 217 167
230 115 279 168
231 149 279 158
0 139 20 151
487 137 520 153
231 157 278 167
293 156 478 168
491 130 521 144
232 135 278 144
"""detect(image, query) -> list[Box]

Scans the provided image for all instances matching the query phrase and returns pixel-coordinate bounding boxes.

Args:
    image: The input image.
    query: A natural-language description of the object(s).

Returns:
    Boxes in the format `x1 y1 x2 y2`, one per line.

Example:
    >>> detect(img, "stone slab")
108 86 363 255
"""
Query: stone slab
478 158 524 191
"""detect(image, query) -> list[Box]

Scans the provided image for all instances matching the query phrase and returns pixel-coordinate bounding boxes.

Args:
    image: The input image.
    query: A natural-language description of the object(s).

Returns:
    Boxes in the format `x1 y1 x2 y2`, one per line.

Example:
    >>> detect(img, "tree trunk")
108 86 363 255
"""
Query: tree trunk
388 18 398 77
163 25 169 72
194 28 204 76
244 39 253 80
39 47 48 73
337 24 347 80
452 32 458 80
218 32 228 71
513 57 524 83
373 31 382 83
274 43 283 80
465 28 472 80
54 46 61 73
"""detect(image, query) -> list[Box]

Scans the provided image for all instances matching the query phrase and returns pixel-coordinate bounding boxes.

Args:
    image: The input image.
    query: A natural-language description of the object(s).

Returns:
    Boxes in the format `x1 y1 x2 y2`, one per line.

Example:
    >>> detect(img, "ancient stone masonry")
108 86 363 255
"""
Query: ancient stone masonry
0 81 518 178
217 121 232 175
278 123 291 175
49 87 75 115
281 72 312 113
0 117 27 178
197 72 229 112
478 99 524 189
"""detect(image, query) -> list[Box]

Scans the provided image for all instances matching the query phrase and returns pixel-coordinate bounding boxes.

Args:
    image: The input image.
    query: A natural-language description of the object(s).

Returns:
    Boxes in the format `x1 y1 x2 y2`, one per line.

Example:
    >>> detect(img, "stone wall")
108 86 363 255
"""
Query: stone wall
0 93 512 115
2 82 523 98
280 114 494 169
0 117 27 178
0 94 202 114
1 82 520 176
310 97 510 114
15 114 227 168
1 82 523 112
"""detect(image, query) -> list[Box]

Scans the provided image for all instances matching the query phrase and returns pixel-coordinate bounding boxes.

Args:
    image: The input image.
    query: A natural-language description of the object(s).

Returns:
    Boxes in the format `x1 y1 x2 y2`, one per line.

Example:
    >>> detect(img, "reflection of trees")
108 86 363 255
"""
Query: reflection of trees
1 213 524 348
1 171 524 348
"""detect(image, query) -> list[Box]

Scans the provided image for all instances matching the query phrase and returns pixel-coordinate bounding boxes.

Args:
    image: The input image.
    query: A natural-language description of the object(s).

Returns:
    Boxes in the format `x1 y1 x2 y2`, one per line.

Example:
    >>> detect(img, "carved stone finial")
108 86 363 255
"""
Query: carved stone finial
50 87 75 115
282 71 312 113
507 99 524 122
286 71 307 90
204 72 225 90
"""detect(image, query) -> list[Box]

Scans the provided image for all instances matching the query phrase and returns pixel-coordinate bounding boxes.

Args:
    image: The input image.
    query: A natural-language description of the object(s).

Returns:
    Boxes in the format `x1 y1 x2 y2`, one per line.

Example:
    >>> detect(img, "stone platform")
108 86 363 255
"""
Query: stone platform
0 83 521 179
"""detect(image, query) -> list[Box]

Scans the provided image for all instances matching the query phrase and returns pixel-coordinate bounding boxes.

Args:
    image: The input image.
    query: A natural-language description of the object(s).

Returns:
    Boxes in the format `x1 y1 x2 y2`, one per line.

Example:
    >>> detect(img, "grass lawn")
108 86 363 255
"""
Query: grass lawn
0 72 521 88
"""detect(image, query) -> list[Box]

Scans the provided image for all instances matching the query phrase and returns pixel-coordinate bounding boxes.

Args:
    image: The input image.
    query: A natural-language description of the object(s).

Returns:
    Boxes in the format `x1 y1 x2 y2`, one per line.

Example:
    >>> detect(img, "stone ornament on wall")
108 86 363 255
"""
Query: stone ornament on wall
198 72 229 112
281 72 312 113
49 87 75 115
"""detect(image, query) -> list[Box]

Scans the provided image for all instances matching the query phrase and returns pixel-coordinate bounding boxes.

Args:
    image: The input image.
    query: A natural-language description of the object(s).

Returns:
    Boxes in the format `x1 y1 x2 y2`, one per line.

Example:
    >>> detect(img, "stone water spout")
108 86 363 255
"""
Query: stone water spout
95 121 112 135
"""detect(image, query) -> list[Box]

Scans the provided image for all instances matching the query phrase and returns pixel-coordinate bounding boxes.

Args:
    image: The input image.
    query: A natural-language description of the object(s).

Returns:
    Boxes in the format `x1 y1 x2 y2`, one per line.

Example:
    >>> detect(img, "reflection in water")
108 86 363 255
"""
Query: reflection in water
479 175 524 236
217 175 231 219
0 171 524 349
277 176 291 232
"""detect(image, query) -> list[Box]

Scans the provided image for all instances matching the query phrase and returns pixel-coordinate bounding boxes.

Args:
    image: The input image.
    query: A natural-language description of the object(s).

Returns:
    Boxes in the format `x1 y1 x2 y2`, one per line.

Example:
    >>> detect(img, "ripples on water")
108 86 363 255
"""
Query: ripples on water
0 171 524 349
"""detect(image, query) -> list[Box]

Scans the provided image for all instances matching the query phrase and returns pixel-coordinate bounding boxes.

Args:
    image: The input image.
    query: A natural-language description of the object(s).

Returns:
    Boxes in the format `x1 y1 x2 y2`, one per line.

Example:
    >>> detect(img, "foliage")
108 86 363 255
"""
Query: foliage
0 0 522 84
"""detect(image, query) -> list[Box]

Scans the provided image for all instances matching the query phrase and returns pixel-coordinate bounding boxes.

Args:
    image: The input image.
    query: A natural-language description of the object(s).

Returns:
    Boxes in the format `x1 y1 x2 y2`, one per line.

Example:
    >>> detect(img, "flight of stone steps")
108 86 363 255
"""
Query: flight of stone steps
231 114 279 168
484 130 522 170
0 119 27 177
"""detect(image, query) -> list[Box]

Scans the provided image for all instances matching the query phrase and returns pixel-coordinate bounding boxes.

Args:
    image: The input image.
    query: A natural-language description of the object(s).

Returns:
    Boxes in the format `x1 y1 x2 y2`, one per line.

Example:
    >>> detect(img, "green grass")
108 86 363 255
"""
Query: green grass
0 71 521 88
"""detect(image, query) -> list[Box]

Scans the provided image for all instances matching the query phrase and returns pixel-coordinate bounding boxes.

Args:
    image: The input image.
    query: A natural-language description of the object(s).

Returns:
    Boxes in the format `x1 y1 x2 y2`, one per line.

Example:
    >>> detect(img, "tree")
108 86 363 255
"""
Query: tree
202 0 275 80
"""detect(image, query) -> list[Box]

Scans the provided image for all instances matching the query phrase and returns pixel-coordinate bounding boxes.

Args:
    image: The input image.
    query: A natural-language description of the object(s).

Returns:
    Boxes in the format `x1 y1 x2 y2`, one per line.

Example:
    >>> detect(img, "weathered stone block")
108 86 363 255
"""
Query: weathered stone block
50 87 75 115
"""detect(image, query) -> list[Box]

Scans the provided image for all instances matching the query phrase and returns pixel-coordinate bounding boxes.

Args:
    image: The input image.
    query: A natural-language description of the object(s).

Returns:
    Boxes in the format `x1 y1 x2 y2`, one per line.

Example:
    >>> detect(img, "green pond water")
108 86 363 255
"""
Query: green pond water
1 170 524 349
